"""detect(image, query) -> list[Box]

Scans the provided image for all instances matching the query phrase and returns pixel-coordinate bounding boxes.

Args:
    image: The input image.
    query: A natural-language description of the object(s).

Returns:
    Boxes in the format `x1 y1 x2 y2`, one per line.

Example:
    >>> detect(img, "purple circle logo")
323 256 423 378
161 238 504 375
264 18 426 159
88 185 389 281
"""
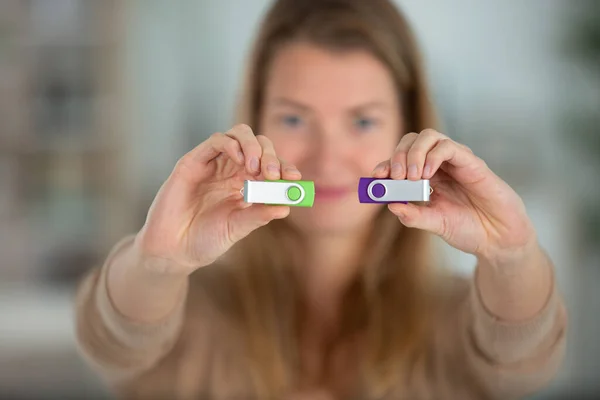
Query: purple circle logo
371 183 386 198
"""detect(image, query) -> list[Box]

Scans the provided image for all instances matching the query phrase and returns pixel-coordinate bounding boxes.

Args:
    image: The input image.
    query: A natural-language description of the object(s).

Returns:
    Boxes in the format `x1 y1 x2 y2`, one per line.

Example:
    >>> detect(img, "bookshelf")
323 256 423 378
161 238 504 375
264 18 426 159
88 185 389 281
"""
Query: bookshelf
0 0 136 284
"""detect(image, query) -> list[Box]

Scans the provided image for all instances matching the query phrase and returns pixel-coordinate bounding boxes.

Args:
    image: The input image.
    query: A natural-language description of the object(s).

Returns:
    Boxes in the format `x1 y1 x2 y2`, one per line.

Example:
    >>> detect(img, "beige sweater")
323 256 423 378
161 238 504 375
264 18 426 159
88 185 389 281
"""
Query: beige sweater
74 235 567 400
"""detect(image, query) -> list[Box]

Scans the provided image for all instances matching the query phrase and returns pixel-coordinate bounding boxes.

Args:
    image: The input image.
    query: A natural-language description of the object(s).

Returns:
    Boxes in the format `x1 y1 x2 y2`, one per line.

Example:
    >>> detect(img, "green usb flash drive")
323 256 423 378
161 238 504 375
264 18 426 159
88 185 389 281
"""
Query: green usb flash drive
243 180 315 207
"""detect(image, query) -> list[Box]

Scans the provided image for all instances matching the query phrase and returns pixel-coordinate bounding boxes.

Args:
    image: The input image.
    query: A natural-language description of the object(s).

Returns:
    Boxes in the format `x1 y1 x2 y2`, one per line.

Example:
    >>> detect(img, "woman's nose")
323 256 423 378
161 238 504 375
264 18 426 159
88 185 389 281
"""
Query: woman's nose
310 124 350 170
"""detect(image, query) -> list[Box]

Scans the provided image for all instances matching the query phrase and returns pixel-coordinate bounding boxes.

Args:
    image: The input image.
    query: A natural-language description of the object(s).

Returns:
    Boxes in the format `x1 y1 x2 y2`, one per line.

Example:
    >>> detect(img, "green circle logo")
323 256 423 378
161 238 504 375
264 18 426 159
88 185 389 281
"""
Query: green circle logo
287 186 302 201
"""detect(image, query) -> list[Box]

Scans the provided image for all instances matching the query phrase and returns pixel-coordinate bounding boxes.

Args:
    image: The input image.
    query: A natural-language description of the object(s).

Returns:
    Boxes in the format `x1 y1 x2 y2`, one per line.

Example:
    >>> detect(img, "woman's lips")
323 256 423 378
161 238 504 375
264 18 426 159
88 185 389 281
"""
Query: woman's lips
314 186 353 201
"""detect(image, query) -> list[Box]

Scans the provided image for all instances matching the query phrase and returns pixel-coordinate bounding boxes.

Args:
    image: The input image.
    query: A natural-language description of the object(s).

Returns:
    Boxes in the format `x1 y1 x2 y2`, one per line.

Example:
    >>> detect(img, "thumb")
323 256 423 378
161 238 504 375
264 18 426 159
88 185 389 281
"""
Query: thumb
228 203 290 242
388 202 446 236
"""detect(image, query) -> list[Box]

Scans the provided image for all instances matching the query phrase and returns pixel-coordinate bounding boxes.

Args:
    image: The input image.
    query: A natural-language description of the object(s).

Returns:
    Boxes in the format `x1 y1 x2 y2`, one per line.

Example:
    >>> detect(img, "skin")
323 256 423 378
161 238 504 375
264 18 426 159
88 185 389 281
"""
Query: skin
107 42 553 347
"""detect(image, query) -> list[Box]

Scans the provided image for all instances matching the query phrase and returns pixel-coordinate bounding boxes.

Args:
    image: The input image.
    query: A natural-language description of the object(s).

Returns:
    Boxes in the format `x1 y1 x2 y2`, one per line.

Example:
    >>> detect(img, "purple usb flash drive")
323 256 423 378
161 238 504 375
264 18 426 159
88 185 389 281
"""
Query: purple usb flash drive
358 177 430 204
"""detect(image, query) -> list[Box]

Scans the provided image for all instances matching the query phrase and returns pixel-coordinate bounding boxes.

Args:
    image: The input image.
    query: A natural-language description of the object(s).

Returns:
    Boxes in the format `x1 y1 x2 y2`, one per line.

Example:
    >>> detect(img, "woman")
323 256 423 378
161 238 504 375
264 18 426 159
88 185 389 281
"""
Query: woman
74 0 567 399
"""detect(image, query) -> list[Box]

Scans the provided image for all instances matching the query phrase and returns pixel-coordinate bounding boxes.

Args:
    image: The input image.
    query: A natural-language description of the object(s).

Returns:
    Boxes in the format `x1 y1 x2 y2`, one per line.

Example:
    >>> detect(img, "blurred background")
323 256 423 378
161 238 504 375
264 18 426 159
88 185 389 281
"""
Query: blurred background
0 0 598 398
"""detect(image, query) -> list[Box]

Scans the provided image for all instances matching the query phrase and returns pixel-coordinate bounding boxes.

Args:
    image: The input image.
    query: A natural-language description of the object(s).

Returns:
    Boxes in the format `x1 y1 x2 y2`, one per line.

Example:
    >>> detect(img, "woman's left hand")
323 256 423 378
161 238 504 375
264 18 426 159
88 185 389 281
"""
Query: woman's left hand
372 129 538 265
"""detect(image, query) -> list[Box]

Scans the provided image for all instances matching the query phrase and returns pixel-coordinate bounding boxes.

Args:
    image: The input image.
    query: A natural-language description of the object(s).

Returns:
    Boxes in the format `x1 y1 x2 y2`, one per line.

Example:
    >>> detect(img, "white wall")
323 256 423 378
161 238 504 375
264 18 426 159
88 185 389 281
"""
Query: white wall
125 0 576 194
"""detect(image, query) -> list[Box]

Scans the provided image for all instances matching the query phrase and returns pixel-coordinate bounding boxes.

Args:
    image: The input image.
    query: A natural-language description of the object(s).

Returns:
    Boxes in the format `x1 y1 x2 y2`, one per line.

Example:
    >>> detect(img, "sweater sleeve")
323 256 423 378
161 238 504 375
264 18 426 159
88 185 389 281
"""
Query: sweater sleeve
461 261 567 399
73 235 189 384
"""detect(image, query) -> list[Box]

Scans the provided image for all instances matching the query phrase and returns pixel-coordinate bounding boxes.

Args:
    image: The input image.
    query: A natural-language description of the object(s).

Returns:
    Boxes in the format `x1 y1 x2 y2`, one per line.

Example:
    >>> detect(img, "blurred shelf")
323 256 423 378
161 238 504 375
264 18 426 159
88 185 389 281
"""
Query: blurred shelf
0 0 135 287
0 139 117 155
7 36 116 48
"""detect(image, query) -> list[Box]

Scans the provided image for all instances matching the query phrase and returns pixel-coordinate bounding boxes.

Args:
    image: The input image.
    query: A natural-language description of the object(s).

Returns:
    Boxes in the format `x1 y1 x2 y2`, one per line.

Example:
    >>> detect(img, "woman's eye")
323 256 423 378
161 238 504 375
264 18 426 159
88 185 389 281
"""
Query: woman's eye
354 117 377 131
281 115 303 128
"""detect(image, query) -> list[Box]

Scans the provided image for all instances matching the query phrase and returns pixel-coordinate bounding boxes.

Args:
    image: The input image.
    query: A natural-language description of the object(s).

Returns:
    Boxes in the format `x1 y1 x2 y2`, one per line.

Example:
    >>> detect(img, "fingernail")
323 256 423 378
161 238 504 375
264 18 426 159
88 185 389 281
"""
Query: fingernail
237 151 245 163
391 163 403 178
267 164 280 176
250 157 259 172
285 166 300 175
372 163 386 175
408 164 418 179
423 164 432 178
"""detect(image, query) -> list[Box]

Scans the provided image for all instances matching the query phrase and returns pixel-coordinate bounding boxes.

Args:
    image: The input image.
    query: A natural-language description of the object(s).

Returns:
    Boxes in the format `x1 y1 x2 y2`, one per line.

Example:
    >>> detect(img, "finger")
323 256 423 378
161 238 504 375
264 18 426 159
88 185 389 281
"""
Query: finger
371 160 390 178
424 138 486 183
187 132 244 166
228 204 290 242
422 138 461 179
225 124 262 175
173 132 244 184
280 160 302 180
256 135 281 180
390 132 418 179
388 202 447 237
406 129 448 180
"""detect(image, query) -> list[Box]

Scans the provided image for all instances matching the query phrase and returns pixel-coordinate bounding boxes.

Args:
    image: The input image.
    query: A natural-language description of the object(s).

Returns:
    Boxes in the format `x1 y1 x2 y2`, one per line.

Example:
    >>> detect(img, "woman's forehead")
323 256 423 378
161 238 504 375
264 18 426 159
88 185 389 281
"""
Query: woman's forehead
264 43 398 109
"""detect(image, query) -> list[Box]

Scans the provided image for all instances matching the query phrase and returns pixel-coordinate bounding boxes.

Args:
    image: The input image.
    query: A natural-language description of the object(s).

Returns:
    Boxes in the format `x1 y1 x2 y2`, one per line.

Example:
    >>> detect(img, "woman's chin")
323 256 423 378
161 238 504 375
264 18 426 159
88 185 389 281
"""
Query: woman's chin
288 205 379 235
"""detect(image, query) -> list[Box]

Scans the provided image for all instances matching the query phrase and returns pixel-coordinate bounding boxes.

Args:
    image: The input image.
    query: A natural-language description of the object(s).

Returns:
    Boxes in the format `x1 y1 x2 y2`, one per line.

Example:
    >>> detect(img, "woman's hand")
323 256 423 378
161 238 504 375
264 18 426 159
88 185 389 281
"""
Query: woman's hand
135 124 301 276
372 129 538 265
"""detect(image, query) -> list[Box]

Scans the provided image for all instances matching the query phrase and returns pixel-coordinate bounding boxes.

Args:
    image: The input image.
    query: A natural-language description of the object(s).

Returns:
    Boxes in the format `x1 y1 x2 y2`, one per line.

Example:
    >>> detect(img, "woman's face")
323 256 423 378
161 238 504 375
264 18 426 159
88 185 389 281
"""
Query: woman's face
260 42 402 235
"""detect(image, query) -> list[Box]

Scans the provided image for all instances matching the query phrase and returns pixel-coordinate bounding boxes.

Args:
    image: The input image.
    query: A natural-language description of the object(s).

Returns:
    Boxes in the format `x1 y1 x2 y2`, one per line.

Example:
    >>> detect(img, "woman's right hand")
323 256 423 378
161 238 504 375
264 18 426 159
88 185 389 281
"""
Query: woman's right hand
133 124 301 276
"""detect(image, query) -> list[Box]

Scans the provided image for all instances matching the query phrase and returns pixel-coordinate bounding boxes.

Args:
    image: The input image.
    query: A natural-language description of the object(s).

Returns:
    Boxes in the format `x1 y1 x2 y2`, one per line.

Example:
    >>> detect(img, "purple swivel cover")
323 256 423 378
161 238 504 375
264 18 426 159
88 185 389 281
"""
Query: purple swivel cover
358 177 407 204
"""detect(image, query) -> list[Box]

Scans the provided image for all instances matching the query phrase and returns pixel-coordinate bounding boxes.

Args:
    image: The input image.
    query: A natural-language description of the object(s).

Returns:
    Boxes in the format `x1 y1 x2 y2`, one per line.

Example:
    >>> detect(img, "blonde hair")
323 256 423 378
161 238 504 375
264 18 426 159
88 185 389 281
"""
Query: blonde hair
207 0 440 397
